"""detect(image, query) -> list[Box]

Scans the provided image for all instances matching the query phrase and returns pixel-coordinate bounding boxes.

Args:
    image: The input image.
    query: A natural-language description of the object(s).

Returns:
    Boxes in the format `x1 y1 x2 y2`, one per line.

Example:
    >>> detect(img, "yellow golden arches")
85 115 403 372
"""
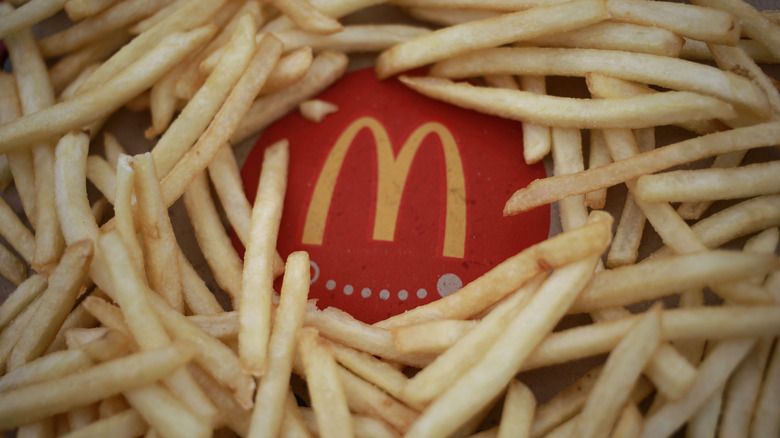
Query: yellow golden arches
301 116 467 258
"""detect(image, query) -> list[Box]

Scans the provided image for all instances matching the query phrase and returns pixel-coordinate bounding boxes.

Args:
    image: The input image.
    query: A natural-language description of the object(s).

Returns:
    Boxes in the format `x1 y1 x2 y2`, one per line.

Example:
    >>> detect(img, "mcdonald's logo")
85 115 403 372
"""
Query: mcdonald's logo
241 68 549 323
302 116 467 259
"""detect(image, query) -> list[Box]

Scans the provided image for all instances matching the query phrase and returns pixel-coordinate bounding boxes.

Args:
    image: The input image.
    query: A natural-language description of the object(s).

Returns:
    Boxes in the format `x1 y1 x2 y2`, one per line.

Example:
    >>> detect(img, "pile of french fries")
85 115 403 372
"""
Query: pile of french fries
0 0 779 437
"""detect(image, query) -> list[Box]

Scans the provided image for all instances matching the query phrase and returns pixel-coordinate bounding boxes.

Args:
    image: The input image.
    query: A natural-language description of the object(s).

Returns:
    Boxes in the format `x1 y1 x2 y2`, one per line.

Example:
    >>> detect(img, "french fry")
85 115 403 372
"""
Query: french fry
751 338 780 438
277 24 430 53
400 76 735 130
718 337 773 438
691 0 780 60
0 0 67 40
0 243 25 286
239 139 289 375
0 330 128 393
7 240 93 370
0 275 46 332
248 251 310 437
183 172 245 304
99 232 219 426
131 153 184 312
404 252 603 438
58 409 148 438
37 0 166 58
0 294 42 373
231 50 349 145
0 342 196 430
571 305 661 438
525 21 684 57
376 0 609 79
431 47 770 118
606 0 739 45
497 380 535 438
634 161 780 203
298 406 400 438
299 99 339 122
375 210 612 328
504 122 780 215
522 306 780 372
0 27 214 153
304 305 433 368
123 381 210 438
609 403 642 438
641 339 757 438
295 327 353 438
258 47 314 96
269 0 343 35
65 0 122 21
391 319 478 354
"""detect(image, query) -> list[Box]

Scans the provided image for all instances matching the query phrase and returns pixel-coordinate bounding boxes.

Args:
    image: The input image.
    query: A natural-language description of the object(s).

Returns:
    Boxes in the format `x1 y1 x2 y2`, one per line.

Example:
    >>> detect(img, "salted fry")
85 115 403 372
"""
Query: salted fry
498 380 535 438
248 251 310 437
269 0 342 35
131 153 184 312
504 122 780 215
231 50 349 145
376 211 611 328
430 47 768 117
239 140 289 375
8 240 93 369
296 327 353 438
0 27 214 153
259 47 313 95
0 0 67 40
634 161 780 203
59 409 148 438
392 319 478 354
691 0 780 60
572 305 661 438
277 24 429 53
65 0 122 21
404 252 603 438
37 0 165 58
376 0 609 79
400 76 735 130
0 342 196 430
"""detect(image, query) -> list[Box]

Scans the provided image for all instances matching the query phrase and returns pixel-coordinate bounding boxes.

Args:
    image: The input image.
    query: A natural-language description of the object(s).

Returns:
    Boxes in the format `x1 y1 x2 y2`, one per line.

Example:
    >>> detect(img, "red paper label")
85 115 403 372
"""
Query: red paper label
241 69 549 323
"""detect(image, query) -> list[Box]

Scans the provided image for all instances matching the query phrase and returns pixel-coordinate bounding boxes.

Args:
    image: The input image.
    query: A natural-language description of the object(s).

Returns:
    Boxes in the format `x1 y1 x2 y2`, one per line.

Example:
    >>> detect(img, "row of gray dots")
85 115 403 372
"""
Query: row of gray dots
325 279 428 301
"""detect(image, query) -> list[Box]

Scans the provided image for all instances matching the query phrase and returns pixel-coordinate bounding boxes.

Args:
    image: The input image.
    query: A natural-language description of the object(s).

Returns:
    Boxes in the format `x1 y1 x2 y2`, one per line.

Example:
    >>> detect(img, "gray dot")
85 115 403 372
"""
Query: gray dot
326 280 336 290
437 273 463 297
398 290 408 300
361 288 372 298
343 285 353 295
379 289 390 300
417 288 427 299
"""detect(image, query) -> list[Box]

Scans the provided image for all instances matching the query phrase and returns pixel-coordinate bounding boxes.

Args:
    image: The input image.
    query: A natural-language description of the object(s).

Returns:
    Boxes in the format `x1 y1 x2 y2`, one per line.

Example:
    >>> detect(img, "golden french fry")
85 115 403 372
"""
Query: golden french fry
131 153 184 312
634 161 780 203
58 409 148 438
751 337 780 438
606 0 739 45
0 243 26 286
65 0 122 21
391 319 478 354
400 6 498 27
8 240 93 370
0 342 196 430
400 76 735 130
641 339 757 438
0 27 214 153
239 139 289 375
231 50 349 145
277 24 430 53
404 252 603 438
692 0 780 60
37 0 165 58
85 155 117 205
571 305 661 438
0 0 67 40
497 380 535 438
504 122 780 215
259 47 313 95
295 327 353 438
376 210 612 328
269 0 342 35
0 274 46 331
248 251 310 437
299 99 338 122
376 0 609 79
525 21 684 57
430 47 768 118
609 403 643 438
183 172 245 304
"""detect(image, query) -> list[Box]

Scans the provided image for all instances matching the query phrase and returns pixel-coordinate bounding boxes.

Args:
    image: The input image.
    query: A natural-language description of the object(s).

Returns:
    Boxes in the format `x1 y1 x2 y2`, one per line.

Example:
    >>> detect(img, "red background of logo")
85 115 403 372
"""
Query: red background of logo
241 69 549 323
